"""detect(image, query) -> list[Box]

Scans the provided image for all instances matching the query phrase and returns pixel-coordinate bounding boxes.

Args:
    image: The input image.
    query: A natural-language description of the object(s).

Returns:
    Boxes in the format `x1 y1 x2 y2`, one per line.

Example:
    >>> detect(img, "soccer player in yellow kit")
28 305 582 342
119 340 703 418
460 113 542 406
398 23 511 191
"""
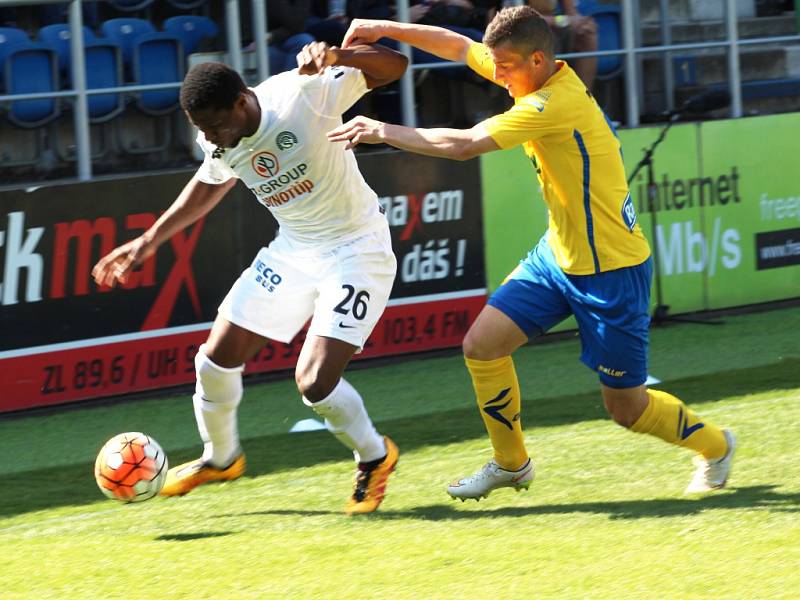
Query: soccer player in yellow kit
329 6 736 499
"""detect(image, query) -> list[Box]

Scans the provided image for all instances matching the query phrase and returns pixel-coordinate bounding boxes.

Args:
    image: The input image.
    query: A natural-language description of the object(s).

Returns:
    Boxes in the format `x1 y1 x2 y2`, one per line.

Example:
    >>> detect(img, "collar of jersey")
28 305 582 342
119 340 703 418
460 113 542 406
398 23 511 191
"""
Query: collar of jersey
518 60 568 103
541 60 567 89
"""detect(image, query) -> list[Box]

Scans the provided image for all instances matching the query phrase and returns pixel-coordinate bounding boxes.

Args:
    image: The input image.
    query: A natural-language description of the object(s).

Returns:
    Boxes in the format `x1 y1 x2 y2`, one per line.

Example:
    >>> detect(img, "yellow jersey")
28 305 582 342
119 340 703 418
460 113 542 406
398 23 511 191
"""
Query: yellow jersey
467 42 650 275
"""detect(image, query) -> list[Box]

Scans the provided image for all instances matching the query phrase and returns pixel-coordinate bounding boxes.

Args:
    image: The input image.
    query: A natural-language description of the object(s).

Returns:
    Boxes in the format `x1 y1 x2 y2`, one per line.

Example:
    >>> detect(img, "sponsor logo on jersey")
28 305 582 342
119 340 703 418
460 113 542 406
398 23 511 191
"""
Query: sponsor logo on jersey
531 89 551 112
251 162 315 207
258 180 315 208
621 192 637 231
276 131 298 150
252 151 280 178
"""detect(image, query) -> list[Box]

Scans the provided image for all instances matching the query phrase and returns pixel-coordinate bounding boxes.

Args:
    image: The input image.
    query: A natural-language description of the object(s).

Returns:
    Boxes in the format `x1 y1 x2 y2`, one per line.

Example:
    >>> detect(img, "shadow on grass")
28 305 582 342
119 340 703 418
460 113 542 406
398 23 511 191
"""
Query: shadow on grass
1 359 798 519
228 485 799 521
155 531 238 542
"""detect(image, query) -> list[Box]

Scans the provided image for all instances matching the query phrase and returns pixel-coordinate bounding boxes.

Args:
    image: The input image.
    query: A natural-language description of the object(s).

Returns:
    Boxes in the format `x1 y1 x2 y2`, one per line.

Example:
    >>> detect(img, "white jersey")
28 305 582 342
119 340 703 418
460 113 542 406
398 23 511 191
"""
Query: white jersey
194 67 386 251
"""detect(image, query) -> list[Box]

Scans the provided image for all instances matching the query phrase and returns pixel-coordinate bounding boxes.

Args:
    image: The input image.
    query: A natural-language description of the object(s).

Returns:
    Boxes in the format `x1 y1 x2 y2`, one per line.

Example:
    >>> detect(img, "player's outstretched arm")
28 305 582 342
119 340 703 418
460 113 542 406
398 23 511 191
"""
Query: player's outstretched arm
91 176 236 288
327 116 500 161
298 41 408 89
342 19 472 63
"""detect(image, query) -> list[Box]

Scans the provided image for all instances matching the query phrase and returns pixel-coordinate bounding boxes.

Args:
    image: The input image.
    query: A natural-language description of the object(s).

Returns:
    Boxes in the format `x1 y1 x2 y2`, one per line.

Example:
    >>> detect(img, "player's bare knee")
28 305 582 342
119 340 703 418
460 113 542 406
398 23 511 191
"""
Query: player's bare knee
296 368 338 402
462 329 491 360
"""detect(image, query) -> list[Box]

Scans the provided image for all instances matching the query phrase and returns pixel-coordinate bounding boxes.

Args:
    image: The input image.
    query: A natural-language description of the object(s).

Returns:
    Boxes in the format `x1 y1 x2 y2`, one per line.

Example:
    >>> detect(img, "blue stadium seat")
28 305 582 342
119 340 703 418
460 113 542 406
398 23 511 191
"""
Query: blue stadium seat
132 32 183 115
64 40 125 160
162 15 218 55
37 24 96 77
100 17 156 70
579 2 623 79
36 27 122 122
3 43 60 127
116 32 183 155
0 26 30 91
79 41 125 122
0 25 28 50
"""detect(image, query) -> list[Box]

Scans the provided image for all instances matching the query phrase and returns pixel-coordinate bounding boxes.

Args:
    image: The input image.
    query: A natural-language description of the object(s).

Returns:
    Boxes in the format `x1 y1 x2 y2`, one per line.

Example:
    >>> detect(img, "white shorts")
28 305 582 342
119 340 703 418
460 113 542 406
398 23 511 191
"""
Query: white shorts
218 226 396 350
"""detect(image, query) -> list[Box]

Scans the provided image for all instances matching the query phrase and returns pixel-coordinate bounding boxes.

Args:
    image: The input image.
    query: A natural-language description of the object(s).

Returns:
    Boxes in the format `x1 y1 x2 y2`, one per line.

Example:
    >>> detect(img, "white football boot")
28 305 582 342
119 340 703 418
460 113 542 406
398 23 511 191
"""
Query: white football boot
685 429 736 493
447 458 534 501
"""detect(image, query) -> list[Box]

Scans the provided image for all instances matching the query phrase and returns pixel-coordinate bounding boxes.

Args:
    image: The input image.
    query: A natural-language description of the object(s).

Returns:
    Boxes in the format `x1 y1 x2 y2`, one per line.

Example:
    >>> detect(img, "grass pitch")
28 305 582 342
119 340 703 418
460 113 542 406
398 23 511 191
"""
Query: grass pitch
1 307 799 599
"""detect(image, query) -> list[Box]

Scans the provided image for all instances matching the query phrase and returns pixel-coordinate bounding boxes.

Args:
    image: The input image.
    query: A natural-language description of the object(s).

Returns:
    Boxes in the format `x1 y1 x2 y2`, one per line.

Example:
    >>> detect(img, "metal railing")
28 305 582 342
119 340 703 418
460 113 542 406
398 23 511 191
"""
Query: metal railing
1 0 799 181
393 0 800 128
0 0 266 180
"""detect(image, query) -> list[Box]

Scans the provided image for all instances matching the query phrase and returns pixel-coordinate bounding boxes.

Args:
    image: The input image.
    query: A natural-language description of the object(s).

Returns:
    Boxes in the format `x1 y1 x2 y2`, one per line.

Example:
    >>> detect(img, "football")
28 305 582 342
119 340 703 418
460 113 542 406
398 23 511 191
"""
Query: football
94 432 168 502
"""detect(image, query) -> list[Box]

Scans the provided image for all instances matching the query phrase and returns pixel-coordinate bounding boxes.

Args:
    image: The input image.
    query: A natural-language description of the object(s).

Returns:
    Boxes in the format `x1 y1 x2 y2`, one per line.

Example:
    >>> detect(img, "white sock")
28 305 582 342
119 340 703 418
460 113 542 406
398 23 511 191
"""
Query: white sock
193 345 244 467
304 377 386 463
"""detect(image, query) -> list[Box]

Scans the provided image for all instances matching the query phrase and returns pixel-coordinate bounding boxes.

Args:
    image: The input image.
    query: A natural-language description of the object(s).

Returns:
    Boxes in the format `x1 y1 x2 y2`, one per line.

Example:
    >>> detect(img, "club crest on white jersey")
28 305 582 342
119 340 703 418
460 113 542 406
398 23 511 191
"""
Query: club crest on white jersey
251 151 279 178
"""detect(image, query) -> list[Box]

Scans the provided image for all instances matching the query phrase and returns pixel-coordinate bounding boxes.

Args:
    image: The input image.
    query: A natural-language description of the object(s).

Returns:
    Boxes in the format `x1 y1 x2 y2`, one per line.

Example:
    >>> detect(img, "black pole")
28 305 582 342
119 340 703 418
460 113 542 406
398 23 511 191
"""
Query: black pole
645 155 671 323
628 116 722 326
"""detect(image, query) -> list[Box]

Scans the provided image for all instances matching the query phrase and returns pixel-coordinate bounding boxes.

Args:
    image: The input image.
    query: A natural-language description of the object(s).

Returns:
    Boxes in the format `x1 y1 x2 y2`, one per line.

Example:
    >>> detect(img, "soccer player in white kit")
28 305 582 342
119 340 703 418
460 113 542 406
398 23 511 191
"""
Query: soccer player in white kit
92 42 408 514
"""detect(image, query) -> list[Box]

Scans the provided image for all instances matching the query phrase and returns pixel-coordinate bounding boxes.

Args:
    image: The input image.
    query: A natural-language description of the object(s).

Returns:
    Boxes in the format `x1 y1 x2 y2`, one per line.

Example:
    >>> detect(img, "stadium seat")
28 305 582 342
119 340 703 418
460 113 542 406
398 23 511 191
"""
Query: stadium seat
579 2 623 79
79 41 125 123
0 34 60 168
37 24 96 78
0 25 28 49
57 40 125 160
117 32 183 155
0 26 30 91
100 17 156 71
3 43 60 128
162 15 218 55
132 32 183 115
36 28 123 158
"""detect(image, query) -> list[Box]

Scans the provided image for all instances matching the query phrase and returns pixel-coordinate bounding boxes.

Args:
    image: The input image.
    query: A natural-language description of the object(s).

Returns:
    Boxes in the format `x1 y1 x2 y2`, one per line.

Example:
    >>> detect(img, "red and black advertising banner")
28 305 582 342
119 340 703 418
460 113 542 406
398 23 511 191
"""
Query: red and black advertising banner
0 151 486 412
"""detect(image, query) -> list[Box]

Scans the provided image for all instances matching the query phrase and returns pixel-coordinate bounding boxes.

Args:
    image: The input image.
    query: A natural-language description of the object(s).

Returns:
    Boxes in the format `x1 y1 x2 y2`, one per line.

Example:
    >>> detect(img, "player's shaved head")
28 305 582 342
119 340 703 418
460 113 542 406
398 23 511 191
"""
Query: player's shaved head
484 6 555 58
180 62 249 113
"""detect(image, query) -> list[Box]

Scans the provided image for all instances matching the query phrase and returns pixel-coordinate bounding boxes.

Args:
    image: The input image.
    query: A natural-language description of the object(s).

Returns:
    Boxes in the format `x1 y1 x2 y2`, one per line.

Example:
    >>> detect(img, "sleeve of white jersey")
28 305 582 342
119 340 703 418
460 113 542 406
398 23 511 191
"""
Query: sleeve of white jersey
299 65 369 118
194 131 237 185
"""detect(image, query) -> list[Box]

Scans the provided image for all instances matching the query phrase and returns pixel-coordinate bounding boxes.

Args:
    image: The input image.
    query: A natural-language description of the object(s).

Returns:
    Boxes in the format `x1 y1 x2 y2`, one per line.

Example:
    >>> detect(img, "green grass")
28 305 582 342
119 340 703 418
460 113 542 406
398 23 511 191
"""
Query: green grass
1 307 799 599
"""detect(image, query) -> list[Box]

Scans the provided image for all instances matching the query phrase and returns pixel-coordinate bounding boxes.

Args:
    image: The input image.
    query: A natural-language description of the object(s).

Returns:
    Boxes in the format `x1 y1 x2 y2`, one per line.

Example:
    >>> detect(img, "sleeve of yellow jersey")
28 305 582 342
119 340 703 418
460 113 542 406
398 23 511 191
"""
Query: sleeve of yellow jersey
466 42 567 150
482 96 564 149
466 42 501 86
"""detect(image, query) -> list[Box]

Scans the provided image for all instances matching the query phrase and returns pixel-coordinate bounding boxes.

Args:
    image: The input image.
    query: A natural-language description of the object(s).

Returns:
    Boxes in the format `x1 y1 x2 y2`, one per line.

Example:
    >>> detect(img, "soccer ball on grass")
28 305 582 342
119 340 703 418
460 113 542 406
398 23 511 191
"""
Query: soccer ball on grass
94 432 168 502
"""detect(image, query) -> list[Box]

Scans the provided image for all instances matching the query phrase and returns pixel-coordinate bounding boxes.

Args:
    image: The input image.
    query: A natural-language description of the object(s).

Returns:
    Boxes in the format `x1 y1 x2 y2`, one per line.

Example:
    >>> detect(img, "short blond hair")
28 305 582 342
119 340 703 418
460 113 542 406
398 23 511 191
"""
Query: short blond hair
484 6 555 58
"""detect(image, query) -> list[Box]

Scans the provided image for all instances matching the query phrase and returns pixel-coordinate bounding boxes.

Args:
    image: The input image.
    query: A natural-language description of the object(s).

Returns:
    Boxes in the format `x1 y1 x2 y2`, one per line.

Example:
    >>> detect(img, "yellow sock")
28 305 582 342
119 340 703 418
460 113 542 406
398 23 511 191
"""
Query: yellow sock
631 389 728 459
465 356 528 470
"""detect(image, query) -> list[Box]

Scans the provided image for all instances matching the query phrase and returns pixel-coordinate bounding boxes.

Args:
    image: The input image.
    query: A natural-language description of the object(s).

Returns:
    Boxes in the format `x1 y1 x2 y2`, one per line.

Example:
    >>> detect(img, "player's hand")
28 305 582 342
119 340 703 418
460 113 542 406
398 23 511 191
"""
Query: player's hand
341 18 388 49
408 4 431 22
327 116 385 150
91 236 153 289
297 41 339 76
